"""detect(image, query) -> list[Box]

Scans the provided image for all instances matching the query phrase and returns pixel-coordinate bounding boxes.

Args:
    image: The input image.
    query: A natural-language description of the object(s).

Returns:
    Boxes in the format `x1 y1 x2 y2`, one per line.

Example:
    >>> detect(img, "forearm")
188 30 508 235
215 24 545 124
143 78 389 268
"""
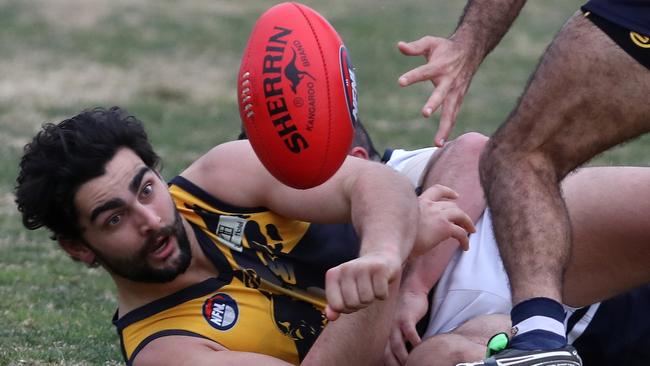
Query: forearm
403 240 458 295
349 164 418 263
303 280 400 365
453 0 527 65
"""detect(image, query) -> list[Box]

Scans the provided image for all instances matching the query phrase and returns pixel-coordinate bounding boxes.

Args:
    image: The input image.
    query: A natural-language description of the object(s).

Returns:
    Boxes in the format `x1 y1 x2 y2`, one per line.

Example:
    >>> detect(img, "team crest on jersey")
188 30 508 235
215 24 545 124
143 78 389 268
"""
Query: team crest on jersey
339 45 358 126
203 293 239 331
216 216 246 252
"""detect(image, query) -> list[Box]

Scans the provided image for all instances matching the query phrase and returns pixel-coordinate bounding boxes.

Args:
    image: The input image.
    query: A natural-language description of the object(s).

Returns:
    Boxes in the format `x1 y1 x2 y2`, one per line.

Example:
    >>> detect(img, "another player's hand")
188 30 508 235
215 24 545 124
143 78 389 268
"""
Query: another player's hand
324 252 401 321
413 184 475 256
397 36 479 146
384 288 429 366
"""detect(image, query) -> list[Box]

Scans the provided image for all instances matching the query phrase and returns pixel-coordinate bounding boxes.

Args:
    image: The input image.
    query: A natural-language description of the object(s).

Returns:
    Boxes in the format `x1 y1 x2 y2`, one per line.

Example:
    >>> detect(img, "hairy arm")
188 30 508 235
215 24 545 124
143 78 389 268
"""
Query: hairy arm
398 0 527 145
452 0 527 63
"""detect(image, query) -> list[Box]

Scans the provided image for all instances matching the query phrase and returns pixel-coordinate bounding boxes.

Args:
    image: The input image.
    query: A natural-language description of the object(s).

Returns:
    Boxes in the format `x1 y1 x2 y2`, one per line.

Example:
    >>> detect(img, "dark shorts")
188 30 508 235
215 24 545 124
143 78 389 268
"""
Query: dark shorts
581 9 650 70
568 284 650 365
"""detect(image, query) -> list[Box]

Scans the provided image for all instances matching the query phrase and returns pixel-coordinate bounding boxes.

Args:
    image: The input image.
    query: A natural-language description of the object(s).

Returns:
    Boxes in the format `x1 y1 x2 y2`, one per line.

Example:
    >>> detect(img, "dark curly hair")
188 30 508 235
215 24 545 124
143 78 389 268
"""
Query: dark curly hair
15 106 161 240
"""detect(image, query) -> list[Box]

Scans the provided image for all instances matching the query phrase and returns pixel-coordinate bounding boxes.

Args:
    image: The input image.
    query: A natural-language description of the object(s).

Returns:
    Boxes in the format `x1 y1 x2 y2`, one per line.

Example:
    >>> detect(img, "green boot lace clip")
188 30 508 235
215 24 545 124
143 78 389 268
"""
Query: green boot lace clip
485 332 510 357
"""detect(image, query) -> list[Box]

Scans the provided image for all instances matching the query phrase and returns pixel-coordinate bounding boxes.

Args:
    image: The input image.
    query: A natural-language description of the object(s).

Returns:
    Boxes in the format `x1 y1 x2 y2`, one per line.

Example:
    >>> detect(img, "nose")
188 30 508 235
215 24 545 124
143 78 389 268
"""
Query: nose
134 203 163 235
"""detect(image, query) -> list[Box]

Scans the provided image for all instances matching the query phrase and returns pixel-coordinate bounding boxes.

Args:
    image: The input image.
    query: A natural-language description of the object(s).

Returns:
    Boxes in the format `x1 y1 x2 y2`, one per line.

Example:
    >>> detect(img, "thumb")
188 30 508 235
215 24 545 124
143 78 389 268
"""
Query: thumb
325 305 341 321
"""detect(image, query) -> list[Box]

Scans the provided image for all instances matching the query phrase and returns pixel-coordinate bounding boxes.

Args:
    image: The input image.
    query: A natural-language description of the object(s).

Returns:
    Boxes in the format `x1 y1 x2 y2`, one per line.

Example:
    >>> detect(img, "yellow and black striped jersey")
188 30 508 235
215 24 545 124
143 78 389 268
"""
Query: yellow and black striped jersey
114 176 360 365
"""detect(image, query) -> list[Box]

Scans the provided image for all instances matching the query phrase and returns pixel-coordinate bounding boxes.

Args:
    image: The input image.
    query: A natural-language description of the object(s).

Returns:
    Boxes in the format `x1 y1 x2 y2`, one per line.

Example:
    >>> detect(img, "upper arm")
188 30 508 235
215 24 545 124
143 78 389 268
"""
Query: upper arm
181 140 383 223
133 335 293 366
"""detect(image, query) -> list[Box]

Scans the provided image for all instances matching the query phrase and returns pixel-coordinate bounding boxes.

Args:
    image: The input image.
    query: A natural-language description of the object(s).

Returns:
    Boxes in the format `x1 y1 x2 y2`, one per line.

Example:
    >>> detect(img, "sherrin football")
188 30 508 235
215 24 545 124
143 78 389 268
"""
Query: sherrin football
238 2 358 189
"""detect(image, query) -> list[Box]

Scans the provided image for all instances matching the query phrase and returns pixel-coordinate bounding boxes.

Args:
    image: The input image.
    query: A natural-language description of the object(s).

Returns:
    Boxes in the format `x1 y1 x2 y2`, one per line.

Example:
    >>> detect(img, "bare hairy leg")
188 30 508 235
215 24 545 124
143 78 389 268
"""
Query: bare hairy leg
479 11 650 350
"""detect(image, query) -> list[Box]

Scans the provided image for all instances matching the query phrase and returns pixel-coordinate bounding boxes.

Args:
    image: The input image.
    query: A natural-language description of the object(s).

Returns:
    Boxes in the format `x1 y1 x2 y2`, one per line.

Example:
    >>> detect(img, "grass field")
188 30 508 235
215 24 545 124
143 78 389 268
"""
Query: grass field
1 0 648 364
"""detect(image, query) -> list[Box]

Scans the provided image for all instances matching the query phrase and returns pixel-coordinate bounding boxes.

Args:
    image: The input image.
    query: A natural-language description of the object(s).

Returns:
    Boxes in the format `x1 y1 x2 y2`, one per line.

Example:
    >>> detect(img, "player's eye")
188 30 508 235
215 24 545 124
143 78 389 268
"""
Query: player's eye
141 183 153 198
107 214 122 226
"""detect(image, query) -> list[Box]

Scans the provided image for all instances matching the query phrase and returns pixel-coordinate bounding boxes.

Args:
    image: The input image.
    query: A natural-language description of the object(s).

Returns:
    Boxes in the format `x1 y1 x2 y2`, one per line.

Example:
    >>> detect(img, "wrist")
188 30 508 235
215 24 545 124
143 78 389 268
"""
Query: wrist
449 29 489 70
402 262 432 295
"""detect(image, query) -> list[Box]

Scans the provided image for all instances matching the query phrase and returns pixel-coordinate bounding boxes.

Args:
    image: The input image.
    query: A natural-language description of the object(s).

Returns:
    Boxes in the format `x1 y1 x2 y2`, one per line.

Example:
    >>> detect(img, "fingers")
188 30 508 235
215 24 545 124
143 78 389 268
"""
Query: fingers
386 317 422 365
325 305 340 322
372 266 390 301
398 62 443 88
325 268 347 320
325 257 395 319
419 184 459 201
385 290 430 365
435 88 464 146
431 201 476 239
397 37 447 87
389 327 410 365
416 187 476 252
402 321 422 349
451 223 471 251
384 340 403 366
422 77 453 118
397 35 475 146
438 201 475 234
397 36 442 57
358 268 377 304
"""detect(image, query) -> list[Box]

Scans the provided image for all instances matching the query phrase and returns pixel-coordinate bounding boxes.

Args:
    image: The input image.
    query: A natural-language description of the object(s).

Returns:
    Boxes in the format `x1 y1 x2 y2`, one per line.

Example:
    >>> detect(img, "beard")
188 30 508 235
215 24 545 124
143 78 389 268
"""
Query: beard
88 210 192 283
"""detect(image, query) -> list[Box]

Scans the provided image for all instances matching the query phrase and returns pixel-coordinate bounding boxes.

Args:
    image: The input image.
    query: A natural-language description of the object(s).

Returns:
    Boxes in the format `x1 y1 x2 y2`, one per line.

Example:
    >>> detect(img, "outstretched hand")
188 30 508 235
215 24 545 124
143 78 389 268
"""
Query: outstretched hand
324 252 402 321
398 36 480 146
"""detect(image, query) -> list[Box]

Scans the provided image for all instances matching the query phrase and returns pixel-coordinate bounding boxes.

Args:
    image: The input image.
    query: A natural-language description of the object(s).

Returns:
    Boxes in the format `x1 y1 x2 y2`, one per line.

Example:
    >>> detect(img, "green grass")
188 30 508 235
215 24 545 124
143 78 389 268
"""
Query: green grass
0 0 647 364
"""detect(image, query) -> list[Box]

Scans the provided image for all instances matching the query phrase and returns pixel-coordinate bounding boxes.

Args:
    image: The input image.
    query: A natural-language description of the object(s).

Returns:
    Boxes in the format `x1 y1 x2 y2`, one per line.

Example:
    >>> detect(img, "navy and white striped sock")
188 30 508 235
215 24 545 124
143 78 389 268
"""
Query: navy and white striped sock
509 297 568 350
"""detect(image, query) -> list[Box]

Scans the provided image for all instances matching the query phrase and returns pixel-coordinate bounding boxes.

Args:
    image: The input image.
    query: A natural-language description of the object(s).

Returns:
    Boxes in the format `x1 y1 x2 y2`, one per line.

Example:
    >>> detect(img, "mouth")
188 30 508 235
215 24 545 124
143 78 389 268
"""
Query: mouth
148 235 174 260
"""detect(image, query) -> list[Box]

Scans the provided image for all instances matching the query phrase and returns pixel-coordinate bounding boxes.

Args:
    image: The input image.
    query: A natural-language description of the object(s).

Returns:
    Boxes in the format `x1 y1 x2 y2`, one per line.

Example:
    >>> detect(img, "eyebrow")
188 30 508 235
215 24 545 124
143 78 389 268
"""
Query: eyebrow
89 166 152 223
90 198 126 224
129 167 151 195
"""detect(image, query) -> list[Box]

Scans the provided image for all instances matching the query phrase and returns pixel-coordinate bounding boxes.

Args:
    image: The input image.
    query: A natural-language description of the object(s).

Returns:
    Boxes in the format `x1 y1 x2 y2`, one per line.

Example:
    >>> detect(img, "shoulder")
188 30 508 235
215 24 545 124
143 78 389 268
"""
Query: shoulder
179 140 271 208
184 140 256 176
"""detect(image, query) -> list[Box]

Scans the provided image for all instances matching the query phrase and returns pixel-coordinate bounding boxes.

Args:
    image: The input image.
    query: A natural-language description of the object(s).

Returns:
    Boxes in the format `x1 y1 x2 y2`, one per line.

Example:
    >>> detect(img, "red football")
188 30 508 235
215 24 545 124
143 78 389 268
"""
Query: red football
238 2 357 189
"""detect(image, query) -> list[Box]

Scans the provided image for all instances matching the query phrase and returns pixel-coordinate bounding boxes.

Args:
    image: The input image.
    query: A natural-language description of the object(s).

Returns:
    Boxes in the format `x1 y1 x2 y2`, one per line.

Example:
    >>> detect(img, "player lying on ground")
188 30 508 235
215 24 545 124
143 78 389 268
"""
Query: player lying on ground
15 107 475 366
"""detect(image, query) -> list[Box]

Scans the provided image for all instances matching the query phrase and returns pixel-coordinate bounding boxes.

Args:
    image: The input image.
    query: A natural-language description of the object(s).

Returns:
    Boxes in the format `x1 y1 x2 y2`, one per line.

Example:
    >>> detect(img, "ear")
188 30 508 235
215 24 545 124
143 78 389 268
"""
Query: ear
349 147 369 160
58 238 96 266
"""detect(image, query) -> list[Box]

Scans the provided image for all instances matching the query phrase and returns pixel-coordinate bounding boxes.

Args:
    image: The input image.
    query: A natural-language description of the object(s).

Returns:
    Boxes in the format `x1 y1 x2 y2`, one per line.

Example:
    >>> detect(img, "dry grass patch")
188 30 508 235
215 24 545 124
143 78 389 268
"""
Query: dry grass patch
31 0 252 30
0 50 235 124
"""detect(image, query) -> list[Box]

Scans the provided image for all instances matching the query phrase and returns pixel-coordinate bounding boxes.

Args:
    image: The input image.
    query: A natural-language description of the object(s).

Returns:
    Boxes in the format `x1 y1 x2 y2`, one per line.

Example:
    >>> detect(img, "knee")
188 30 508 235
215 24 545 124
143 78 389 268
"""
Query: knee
406 334 479 366
477 132 517 191
450 132 489 160
479 137 561 191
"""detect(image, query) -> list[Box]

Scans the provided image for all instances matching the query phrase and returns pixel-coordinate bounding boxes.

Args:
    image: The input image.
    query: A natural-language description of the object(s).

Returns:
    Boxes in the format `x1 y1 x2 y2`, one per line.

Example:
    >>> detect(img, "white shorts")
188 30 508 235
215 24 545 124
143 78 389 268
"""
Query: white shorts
386 148 512 336
385 147 439 189
423 209 512 337
387 148 598 342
